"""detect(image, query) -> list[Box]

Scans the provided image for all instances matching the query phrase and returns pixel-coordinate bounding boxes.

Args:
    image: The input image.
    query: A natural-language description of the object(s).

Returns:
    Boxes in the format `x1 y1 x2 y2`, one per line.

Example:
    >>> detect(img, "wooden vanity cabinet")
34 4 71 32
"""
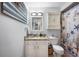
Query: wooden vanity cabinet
24 40 49 57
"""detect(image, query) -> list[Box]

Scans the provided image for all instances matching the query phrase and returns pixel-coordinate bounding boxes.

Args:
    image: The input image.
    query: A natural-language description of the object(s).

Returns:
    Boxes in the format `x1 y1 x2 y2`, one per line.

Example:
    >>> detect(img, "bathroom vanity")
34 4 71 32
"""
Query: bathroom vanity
24 36 49 57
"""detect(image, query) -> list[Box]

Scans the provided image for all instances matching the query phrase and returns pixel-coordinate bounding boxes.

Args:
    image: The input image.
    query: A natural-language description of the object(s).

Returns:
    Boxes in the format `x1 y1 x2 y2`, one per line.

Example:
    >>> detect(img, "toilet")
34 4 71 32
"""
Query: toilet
49 36 64 57
53 45 64 57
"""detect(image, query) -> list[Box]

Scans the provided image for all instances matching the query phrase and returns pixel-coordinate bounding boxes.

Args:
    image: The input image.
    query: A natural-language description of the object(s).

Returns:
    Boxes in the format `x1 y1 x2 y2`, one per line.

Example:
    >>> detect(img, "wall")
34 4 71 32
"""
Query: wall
60 2 73 11
0 3 26 57
27 7 60 38
46 29 60 37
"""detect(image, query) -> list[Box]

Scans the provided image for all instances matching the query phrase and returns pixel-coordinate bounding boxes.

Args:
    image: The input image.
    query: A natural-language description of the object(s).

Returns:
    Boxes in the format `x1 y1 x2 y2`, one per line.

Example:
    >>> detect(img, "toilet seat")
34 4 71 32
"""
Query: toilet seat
53 45 64 56
48 36 64 56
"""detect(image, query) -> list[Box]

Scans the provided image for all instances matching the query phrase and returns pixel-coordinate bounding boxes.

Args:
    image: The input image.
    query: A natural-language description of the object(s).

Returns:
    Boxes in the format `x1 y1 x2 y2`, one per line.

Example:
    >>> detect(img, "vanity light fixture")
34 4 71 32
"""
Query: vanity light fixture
31 12 43 16
38 12 43 16
31 12 37 16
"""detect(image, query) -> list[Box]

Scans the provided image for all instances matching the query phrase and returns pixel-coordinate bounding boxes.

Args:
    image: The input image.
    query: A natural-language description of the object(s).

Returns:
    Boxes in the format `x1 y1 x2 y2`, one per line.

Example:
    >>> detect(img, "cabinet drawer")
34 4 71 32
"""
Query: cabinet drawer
25 41 39 45
25 41 49 45
37 41 49 45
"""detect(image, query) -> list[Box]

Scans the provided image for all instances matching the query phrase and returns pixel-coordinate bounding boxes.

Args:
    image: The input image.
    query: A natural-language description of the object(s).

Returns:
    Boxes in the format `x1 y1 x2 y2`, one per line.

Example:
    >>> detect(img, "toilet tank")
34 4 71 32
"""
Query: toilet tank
49 36 58 45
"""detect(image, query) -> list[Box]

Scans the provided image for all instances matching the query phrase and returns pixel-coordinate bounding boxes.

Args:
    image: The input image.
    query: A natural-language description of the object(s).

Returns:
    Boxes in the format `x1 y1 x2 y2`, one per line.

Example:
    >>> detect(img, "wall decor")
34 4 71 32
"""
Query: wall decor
1 2 27 24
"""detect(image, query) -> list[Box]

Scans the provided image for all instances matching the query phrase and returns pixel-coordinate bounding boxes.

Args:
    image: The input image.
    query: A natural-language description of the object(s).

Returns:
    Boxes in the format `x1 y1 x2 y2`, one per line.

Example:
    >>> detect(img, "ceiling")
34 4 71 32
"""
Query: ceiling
25 2 66 8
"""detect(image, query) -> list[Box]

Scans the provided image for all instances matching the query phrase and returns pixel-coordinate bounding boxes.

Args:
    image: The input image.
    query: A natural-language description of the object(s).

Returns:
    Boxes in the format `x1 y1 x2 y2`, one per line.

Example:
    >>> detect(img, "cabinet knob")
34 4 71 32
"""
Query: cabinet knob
34 46 36 48
37 46 39 48
34 45 39 49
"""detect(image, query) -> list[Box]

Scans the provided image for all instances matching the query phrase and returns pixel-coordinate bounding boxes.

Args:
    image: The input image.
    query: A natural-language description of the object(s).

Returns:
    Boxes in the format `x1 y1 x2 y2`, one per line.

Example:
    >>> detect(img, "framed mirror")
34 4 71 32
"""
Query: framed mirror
32 17 43 30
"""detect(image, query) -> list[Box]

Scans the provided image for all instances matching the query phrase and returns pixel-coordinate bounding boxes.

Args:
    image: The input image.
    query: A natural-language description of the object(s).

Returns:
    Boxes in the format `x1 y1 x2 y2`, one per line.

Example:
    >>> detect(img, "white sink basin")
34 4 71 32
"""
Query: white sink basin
25 36 48 40
53 45 64 55
48 36 58 39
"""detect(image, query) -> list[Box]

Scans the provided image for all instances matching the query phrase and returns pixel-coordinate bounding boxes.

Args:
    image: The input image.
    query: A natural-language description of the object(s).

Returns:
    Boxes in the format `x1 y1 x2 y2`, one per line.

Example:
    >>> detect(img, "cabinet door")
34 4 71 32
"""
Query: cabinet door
48 14 55 29
53 15 60 29
24 41 36 57
48 13 60 29
37 41 48 57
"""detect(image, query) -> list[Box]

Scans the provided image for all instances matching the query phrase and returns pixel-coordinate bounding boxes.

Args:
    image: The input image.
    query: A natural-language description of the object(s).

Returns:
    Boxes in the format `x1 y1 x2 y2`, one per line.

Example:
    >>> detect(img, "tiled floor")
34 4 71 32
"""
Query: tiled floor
48 50 74 57
62 50 77 57
48 55 54 57
63 51 73 57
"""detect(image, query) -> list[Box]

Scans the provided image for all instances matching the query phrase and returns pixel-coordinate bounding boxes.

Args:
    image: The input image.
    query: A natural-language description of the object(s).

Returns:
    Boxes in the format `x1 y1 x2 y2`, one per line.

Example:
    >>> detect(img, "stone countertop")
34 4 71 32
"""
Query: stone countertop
24 36 49 41
24 36 59 41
